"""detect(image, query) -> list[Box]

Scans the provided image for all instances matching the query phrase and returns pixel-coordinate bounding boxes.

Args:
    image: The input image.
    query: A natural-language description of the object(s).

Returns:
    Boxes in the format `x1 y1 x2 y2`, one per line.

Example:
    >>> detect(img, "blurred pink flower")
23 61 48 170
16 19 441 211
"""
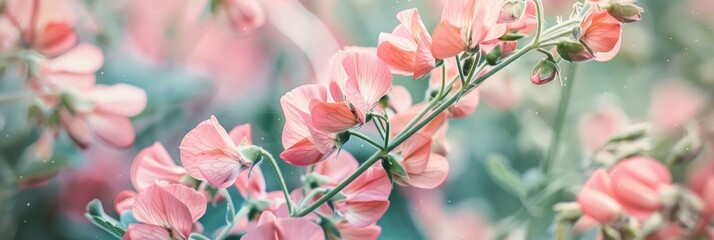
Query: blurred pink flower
38 43 103 90
311 49 392 133
131 142 188 190
406 189 497 239
479 71 521 111
578 104 630 152
280 84 338 166
377 8 435 80
504 0 537 34
213 0 266 35
114 190 137 215
650 81 706 132
4 0 78 56
577 169 623 224
127 183 207 240
392 133 450 189
179 116 251 188
609 157 672 220
688 159 714 231
431 0 507 59
242 211 324 240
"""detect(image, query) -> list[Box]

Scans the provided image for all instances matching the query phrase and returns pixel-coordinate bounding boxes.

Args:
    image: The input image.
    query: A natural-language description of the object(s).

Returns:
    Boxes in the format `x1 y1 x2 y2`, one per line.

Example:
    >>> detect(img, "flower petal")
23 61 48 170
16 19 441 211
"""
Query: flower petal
228 124 252 145
89 84 147 117
131 142 186 190
310 100 358 133
342 51 392 122
85 113 136 148
401 153 450 189
123 224 171 240
431 20 465 60
180 115 240 183
342 201 390 228
42 43 103 73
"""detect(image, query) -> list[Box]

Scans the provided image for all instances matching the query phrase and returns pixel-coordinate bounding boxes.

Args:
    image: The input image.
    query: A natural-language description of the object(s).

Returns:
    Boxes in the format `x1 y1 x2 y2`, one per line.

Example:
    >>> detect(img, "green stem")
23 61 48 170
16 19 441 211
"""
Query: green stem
455 55 468 87
348 130 383 150
542 64 578 174
260 149 296 214
221 188 236 223
532 0 545 44
439 63 447 98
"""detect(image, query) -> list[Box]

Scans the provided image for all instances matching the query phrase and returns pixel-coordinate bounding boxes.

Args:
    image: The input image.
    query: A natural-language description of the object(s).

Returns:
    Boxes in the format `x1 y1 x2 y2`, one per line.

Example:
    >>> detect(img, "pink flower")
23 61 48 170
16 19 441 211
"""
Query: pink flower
242 211 325 240
688 160 714 226
649 81 706 132
311 153 392 227
214 0 266 34
127 183 207 240
390 104 450 154
577 169 623 224
131 142 188 190
392 133 450 189
383 86 413 115
479 71 520 111
38 43 104 91
609 157 672 220
311 49 392 133
280 84 339 165
179 116 253 188
4 0 78 56
377 8 435 80
431 0 507 59
114 190 137 214
60 83 147 149
504 0 537 34
561 10 622 62
334 222 381 240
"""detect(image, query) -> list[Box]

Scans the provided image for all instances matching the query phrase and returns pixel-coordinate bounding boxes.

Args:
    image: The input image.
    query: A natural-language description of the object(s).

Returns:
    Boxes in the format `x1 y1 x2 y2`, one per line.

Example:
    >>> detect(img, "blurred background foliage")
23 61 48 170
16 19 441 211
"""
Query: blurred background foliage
1 0 713 239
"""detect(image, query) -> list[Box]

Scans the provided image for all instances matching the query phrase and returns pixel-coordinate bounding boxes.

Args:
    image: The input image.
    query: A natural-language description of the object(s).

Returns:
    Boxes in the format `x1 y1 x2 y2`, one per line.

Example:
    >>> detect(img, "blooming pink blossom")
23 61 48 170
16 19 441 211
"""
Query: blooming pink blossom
38 43 104 90
377 8 435 79
562 9 622 62
179 116 252 188
577 169 623 223
503 0 537 34
280 84 338 165
311 49 392 133
431 0 507 59
392 133 450 189
4 0 78 56
242 211 325 240
213 0 266 34
131 142 188 190
609 157 672 220
127 183 207 240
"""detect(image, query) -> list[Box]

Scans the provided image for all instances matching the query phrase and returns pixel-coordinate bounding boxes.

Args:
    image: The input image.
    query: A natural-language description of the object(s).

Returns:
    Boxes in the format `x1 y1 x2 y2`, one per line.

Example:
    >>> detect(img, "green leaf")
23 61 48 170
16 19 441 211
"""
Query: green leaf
119 211 139 229
318 215 342 240
189 233 212 240
86 200 125 239
485 154 527 199
385 155 408 177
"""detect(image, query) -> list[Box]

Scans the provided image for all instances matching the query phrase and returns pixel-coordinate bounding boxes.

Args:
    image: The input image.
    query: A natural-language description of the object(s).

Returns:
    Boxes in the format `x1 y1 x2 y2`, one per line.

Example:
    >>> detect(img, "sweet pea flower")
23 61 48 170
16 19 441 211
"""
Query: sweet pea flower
280 84 340 165
213 0 266 35
333 222 381 240
38 43 104 91
559 10 622 62
649 81 706 132
311 49 392 133
578 104 630 153
577 169 624 223
377 8 435 80
503 0 537 34
609 156 672 220
60 83 147 149
4 0 78 56
311 153 392 227
428 58 481 118
131 142 188 190
431 0 507 59
179 116 255 188
125 183 207 240
242 211 325 240
391 133 450 189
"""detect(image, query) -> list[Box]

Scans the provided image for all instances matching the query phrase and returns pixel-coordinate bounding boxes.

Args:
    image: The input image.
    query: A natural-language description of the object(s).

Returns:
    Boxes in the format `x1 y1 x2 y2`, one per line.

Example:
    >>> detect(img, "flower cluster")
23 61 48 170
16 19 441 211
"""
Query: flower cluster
84 0 649 239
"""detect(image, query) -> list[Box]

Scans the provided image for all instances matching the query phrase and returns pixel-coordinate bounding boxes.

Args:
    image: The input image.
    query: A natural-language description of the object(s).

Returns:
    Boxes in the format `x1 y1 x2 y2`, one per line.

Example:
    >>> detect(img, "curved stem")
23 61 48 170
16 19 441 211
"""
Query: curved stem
542 63 577 174
221 188 236 223
532 0 545 44
348 130 383 150
216 205 250 240
260 149 296 214
455 55 468 86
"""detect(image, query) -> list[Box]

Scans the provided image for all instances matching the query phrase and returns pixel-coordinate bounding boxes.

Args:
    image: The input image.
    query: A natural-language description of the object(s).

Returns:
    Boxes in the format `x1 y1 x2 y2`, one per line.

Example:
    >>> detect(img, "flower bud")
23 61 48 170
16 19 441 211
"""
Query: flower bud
485 41 517 65
530 58 559 85
557 41 594 62
237 145 263 163
607 3 643 24
498 0 528 24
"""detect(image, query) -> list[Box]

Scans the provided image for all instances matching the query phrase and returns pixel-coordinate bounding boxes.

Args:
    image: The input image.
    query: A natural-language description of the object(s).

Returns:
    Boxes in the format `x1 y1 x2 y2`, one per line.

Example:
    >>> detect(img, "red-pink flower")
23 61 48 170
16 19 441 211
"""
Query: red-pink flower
609 157 672 220
242 211 325 240
214 0 266 34
577 169 623 224
431 0 507 59
126 183 207 240
392 133 450 189
131 142 188 190
280 84 339 166
311 49 392 133
4 0 78 56
377 8 435 80
563 10 622 62
179 116 253 188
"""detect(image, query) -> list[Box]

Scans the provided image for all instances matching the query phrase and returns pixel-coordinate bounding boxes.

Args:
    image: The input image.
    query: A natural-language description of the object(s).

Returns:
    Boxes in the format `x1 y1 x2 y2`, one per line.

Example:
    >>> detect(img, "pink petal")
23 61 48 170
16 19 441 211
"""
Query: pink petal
89 84 147 117
397 133 432 174
276 218 325 240
309 100 358 133
33 21 78 57
42 43 103 73
431 20 465 60
197 157 245 188
401 153 450 189
60 110 90 149
377 33 417 76
577 169 622 223
131 142 186 190
220 0 266 34
45 72 95 90
342 51 393 122
343 165 392 202
235 166 266 199
413 33 435 79
449 89 480 118
160 184 208 222
242 213 277 240
228 124 252 145
336 222 381 240
280 85 328 148
280 138 325 166
132 184 197 239
114 190 137 214
179 115 241 183
313 151 359 185
84 113 136 148
123 224 171 240
386 86 412 114
342 201 390 228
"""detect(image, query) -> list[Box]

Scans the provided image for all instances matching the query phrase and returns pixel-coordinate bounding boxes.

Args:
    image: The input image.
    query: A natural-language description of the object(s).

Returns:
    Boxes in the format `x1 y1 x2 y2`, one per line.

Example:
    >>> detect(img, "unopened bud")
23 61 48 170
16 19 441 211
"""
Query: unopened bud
530 58 559 85
607 3 643 24
557 41 594 62
498 0 527 24
237 145 263 163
